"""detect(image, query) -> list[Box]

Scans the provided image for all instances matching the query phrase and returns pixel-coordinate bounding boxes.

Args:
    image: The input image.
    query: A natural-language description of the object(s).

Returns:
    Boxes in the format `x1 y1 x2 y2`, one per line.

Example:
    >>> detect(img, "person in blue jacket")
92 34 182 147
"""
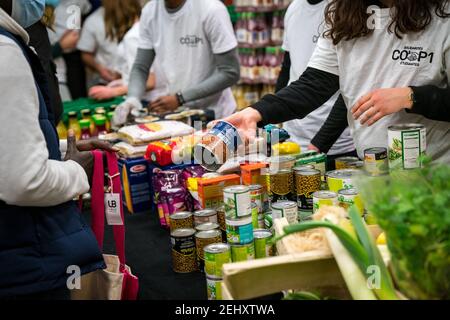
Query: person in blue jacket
0 0 105 300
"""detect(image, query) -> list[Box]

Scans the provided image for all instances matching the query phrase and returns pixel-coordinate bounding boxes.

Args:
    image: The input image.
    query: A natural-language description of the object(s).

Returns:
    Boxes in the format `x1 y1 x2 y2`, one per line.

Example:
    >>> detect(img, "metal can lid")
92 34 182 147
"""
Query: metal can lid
204 243 230 254
269 155 296 163
195 222 220 232
196 229 222 239
335 156 359 163
194 209 217 217
327 169 360 179
271 201 297 210
225 214 252 225
388 123 425 131
294 168 321 176
313 191 338 199
223 185 250 194
268 168 293 175
170 211 193 220
253 229 273 239
249 184 263 191
171 228 196 238
338 188 359 196
293 164 315 172
364 147 388 155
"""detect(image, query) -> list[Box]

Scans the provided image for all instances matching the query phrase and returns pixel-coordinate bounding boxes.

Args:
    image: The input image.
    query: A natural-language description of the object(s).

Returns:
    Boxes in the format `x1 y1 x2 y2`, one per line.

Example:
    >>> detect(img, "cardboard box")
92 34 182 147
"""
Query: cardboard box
118 157 152 214
198 174 241 209
240 163 268 186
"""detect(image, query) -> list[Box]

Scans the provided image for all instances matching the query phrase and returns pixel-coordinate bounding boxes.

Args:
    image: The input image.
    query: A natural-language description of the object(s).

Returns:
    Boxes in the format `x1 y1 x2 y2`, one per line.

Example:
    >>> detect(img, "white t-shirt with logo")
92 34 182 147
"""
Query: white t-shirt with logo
309 7 450 163
138 0 238 118
282 0 354 155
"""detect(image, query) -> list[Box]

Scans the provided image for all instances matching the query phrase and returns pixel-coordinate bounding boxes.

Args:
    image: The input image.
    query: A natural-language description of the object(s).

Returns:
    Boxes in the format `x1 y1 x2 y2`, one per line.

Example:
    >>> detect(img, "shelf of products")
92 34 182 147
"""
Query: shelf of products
238 46 283 86
234 0 291 12
235 11 285 48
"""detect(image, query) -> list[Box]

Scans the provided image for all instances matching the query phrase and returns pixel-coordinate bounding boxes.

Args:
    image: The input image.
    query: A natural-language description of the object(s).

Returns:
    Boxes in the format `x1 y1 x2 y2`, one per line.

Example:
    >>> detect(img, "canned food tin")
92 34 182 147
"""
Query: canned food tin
347 160 364 170
388 124 426 170
335 157 360 170
266 169 293 204
195 230 222 270
193 209 218 226
257 216 265 229
249 184 264 213
313 191 338 213
254 229 274 259
195 222 220 232
226 215 254 244
338 188 365 216
364 147 389 176
194 121 243 171
293 164 315 171
269 155 296 171
264 212 273 230
295 169 321 211
271 201 298 224
326 169 360 193
206 276 223 300
169 211 194 232
170 228 197 273
231 243 255 262
295 153 327 177
223 185 251 219
204 243 231 278
251 203 259 229
216 205 226 232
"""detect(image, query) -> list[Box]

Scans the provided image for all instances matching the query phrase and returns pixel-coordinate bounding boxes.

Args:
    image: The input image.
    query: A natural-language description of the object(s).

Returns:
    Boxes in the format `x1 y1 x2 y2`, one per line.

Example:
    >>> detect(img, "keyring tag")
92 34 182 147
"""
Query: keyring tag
105 173 123 226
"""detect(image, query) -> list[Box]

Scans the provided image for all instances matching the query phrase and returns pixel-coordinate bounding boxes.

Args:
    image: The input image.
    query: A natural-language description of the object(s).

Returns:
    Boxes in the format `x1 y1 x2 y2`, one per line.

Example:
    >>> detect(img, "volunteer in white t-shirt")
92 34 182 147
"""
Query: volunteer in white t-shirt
77 6 120 84
224 0 450 164
113 0 240 125
276 0 355 168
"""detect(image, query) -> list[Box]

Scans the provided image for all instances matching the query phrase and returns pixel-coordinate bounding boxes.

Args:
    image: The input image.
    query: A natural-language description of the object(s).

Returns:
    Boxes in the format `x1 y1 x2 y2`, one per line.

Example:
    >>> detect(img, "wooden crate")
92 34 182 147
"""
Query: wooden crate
222 218 387 300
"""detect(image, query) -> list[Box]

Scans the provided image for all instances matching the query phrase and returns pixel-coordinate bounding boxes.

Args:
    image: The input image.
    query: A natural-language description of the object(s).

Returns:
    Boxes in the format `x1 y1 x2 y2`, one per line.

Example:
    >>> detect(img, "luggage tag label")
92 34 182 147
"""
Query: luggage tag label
105 173 123 226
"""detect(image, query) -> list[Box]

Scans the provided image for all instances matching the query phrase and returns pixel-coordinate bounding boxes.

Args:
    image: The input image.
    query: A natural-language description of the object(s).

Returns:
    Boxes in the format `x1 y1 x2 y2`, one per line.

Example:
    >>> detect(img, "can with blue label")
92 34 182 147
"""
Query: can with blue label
194 121 243 171
226 215 254 244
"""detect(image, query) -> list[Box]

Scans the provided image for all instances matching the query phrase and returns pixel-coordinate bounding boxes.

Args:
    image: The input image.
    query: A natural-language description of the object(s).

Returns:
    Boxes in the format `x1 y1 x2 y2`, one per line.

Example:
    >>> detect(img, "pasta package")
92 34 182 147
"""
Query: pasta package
118 121 195 145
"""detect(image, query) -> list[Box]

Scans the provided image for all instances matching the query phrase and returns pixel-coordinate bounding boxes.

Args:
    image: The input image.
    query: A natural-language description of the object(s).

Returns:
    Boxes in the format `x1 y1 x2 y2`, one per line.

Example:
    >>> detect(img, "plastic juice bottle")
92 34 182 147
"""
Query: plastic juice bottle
95 107 106 116
256 48 265 83
248 49 257 82
92 115 108 138
56 120 68 139
268 47 280 83
107 111 115 132
247 13 257 45
81 108 95 134
68 111 81 139
239 48 248 82
256 13 269 46
79 119 91 140
271 11 282 44
262 47 272 83
236 13 246 44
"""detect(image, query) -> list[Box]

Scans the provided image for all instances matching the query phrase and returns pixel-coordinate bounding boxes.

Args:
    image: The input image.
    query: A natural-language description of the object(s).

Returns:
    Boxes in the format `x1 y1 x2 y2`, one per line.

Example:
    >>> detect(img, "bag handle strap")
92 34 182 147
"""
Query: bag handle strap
91 150 126 267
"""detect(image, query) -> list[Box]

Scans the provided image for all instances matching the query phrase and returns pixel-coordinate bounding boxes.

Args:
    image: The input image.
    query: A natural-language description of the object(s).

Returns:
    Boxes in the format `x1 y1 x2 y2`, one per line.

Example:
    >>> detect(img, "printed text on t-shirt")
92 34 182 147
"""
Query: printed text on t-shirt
392 46 434 67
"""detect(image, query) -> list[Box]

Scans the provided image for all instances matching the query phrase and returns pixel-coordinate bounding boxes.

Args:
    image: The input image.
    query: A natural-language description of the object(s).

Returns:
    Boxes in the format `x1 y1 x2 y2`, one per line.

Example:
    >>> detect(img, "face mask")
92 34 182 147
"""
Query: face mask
11 0 46 28
45 0 61 8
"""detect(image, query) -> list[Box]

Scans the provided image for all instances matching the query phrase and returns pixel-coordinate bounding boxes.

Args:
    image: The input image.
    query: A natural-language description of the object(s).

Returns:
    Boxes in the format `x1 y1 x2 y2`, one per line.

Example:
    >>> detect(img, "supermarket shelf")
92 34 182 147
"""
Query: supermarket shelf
238 41 283 48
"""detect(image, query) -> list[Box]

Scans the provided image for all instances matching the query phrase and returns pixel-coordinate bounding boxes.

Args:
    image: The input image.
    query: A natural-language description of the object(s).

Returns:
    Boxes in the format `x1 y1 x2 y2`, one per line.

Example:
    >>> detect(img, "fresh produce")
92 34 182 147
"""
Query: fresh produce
276 206 399 300
356 162 450 300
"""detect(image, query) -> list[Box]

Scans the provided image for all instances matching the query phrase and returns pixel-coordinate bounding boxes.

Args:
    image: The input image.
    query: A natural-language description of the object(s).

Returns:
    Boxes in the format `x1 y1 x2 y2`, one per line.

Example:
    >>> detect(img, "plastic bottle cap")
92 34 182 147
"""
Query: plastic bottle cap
68 111 78 118
93 115 107 125
79 119 91 128
107 111 115 120
81 109 91 116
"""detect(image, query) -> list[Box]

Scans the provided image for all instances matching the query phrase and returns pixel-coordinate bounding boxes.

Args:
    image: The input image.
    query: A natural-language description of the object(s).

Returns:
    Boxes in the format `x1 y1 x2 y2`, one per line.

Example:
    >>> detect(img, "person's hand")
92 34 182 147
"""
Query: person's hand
89 85 118 101
149 95 180 114
112 98 143 127
59 30 79 52
352 87 413 126
77 139 119 153
65 130 94 182
222 107 262 144
307 144 320 152
98 65 119 82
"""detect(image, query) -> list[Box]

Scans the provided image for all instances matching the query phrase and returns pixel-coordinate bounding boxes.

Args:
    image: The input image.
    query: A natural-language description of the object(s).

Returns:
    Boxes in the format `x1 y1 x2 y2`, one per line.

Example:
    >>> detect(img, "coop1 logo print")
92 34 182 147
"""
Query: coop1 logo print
392 46 434 67
180 35 204 47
